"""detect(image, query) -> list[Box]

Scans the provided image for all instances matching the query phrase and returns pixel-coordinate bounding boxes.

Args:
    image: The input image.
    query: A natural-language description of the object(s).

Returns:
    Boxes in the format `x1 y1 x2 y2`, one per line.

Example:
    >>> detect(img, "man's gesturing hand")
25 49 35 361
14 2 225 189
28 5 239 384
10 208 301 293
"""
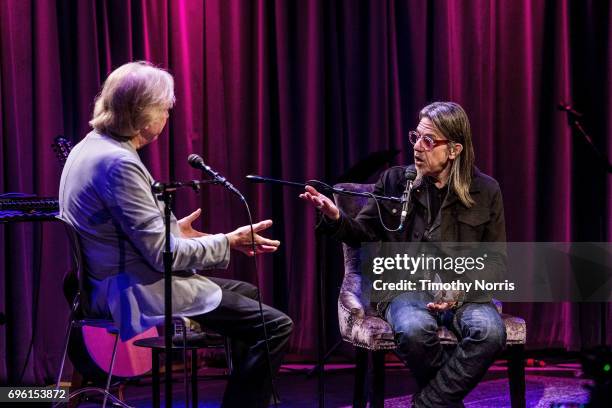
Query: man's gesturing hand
178 208 209 238
225 219 280 256
299 185 340 221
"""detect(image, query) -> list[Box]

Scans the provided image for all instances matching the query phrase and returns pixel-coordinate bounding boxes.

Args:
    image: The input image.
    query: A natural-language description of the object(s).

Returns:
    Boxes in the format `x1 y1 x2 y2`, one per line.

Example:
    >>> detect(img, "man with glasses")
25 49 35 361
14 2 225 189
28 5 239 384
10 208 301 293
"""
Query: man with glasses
300 102 507 407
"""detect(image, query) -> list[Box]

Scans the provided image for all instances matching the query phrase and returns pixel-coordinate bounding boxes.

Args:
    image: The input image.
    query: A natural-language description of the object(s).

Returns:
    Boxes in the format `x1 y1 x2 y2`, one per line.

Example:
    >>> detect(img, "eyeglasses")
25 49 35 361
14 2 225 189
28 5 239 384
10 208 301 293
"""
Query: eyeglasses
408 131 451 151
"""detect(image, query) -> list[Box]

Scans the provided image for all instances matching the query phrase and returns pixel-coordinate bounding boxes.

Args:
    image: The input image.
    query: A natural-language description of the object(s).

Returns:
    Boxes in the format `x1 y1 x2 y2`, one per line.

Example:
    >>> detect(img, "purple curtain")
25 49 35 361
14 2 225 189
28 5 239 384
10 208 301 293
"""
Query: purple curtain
1 0 610 384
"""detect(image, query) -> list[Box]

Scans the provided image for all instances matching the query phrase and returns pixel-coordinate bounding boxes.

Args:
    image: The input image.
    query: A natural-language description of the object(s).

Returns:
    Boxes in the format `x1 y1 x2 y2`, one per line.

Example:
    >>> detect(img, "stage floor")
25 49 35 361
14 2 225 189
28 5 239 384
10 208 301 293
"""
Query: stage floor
76 358 591 407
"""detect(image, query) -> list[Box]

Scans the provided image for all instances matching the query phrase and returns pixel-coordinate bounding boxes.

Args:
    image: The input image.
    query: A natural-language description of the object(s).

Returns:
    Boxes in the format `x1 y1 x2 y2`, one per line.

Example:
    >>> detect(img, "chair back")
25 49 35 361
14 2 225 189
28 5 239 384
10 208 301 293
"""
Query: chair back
58 217 91 317
332 183 397 350
333 183 375 318
333 183 375 217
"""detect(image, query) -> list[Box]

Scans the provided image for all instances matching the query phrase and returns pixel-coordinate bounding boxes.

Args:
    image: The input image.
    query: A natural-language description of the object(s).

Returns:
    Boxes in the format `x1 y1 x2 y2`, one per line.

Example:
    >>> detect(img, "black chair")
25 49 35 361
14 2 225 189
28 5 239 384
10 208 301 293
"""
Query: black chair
56 218 121 408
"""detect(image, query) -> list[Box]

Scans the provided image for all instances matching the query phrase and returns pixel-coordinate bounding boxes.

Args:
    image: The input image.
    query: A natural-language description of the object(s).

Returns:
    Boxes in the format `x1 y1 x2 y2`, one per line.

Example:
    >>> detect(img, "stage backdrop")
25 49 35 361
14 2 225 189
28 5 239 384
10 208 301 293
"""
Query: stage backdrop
0 0 610 384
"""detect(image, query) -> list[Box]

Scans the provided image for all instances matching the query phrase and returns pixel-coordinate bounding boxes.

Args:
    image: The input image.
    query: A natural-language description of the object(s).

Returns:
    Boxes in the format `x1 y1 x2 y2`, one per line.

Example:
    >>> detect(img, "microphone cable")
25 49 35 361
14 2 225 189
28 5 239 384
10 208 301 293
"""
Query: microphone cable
190 154 278 407
365 180 412 233
366 166 416 232
240 197 279 408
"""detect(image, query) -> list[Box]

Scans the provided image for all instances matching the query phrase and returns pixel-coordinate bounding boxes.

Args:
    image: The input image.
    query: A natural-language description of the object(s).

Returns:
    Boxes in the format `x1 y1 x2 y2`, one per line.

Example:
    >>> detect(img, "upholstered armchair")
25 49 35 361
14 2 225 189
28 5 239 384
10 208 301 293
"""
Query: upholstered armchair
333 182 527 408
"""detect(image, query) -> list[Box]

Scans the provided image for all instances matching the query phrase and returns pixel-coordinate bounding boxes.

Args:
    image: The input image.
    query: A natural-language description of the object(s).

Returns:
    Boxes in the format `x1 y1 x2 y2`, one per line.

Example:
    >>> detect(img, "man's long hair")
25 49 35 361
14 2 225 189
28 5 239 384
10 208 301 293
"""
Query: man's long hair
419 102 475 207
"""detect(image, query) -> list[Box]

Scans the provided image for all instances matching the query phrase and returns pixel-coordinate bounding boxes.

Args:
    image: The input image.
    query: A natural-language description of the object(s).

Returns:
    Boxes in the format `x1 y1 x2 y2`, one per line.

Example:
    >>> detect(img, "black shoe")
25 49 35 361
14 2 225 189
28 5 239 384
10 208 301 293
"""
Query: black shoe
411 393 465 408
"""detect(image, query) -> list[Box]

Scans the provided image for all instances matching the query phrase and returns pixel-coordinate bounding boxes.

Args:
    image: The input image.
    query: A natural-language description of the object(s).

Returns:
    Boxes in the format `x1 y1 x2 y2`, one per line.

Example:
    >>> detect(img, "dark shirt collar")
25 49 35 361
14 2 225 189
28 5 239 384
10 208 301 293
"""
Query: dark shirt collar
401 165 482 194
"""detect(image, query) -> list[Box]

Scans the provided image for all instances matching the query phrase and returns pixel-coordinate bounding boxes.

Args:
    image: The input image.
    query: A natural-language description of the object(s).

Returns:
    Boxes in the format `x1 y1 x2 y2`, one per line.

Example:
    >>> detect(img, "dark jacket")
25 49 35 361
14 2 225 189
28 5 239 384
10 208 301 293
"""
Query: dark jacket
321 165 507 304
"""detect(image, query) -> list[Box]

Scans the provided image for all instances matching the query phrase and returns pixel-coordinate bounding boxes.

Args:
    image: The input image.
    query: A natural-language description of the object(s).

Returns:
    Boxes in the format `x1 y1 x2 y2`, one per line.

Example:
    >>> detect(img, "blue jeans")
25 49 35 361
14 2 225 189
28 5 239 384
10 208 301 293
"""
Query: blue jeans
385 292 506 407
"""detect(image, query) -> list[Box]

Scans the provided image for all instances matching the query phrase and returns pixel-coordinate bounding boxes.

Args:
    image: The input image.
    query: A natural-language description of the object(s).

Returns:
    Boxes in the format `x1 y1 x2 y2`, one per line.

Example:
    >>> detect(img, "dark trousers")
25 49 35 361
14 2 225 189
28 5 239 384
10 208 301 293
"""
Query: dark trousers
189 277 293 408
385 292 506 407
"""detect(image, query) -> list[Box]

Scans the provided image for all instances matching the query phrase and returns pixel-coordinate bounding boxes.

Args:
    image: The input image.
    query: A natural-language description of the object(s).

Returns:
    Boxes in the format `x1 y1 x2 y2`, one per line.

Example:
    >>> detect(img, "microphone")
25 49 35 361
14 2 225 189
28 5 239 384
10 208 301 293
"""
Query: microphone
188 154 243 199
245 175 268 184
398 167 418 231
557 102 583 118
405 168 417 182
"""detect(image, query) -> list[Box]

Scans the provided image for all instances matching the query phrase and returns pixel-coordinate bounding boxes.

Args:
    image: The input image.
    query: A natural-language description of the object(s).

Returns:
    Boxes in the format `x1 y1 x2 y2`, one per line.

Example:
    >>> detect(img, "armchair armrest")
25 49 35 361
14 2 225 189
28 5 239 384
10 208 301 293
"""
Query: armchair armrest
339 272 366 319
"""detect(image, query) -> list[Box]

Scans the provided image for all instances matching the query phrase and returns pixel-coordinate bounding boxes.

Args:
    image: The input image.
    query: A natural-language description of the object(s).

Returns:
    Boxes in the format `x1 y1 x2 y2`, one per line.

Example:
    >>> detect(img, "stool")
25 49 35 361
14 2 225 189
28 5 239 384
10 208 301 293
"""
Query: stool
134 335 229 408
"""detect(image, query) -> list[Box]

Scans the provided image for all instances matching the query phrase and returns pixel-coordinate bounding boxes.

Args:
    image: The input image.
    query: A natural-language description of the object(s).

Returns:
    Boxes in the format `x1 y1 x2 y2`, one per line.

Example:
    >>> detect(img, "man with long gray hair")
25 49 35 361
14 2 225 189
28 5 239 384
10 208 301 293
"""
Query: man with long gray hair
60 61 292 407
300 102 506 407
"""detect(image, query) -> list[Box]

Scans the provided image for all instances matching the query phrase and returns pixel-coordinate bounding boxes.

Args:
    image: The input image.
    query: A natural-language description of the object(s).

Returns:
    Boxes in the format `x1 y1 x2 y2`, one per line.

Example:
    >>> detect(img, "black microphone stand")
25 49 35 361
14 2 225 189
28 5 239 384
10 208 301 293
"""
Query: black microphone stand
559 103 612 174
559 103 612 347
151 179 220 408
246 175 403 203
246 174 404 407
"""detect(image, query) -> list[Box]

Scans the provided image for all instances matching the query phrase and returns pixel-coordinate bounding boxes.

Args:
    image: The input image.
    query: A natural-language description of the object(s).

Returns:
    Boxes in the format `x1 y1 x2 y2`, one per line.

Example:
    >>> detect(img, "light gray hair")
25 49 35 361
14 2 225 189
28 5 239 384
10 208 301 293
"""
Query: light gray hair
89 61 175 139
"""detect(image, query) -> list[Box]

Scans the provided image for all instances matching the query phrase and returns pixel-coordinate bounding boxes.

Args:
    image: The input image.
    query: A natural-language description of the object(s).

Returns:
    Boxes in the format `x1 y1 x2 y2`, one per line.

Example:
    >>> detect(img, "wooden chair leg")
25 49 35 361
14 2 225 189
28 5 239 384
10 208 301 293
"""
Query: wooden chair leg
117 383 126 401
507 344 526 408
372 351 386 408
353 348 368 408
